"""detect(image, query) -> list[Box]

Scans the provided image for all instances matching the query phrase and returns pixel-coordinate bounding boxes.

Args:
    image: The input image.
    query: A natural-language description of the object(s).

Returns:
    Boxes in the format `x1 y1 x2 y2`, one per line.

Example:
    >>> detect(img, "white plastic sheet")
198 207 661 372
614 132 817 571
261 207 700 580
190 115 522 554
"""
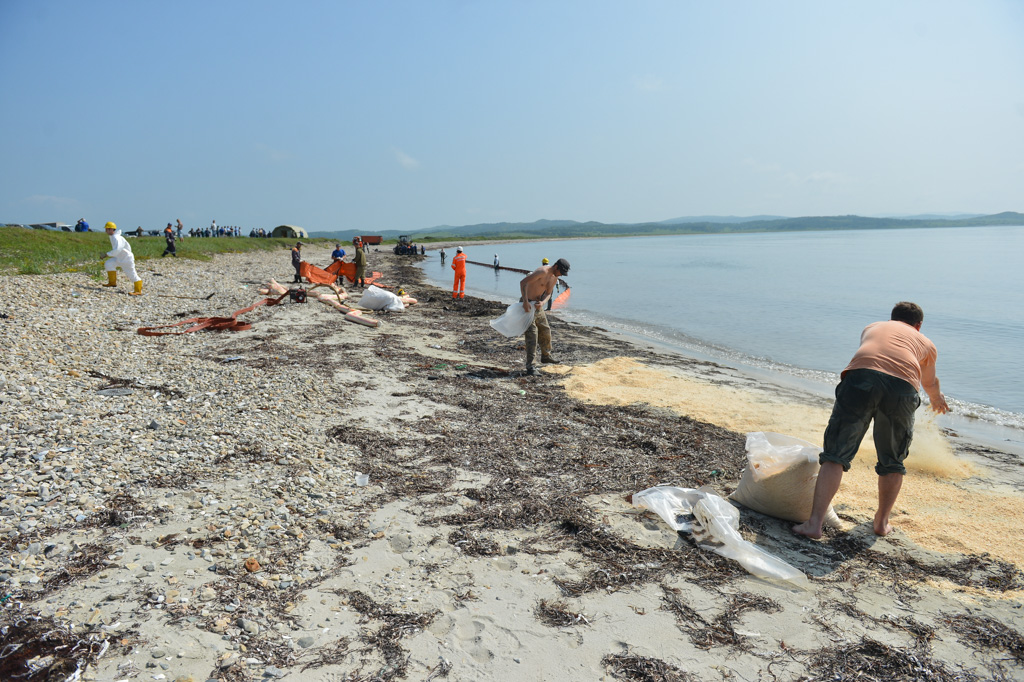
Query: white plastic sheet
632 485 809 588
489 302 536 337
358 285 405 312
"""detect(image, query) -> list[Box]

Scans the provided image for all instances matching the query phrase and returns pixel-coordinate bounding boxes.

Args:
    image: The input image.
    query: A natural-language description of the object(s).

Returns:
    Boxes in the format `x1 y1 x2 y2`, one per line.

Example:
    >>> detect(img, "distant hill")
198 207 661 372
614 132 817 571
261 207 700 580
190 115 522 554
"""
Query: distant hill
870 212 986 221
308 212 1024 242
657 215 789 224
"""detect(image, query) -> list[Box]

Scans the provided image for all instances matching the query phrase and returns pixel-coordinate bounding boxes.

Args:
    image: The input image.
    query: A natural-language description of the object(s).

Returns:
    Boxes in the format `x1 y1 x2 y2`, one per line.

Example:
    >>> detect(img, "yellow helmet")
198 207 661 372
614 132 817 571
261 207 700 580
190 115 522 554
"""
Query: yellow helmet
542 258 549 265
105 221 117 231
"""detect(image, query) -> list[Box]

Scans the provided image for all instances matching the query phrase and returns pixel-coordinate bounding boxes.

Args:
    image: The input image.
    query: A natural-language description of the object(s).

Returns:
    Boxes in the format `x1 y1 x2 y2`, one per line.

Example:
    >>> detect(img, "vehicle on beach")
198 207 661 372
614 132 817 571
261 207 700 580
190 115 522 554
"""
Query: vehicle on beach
393 235 418 255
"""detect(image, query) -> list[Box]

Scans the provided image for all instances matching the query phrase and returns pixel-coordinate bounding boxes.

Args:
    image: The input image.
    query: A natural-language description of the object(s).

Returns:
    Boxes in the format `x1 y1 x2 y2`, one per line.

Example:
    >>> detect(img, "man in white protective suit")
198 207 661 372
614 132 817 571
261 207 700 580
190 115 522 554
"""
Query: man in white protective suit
103 221 143 295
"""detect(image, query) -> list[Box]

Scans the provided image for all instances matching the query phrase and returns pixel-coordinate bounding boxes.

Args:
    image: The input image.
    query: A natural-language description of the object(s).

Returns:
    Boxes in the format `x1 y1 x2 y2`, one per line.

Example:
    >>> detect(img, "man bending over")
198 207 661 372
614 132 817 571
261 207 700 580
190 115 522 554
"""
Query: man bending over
794 301 948 539
519 258 570 375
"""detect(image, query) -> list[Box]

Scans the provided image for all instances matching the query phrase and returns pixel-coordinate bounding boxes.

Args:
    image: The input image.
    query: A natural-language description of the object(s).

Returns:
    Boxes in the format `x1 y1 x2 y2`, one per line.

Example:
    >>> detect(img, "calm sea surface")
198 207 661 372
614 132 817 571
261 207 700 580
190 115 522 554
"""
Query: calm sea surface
416 226 1024 449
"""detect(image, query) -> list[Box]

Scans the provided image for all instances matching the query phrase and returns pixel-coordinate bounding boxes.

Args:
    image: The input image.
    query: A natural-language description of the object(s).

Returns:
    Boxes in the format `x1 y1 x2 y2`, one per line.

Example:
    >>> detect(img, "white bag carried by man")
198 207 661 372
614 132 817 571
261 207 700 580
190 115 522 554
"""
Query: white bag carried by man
490 302 535 338
729 432 841 528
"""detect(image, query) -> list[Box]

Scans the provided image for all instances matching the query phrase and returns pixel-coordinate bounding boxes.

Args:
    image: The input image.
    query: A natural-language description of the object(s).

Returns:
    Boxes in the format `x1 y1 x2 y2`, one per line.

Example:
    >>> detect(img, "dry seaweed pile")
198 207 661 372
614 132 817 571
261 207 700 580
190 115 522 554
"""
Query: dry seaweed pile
535 599 591 628
0 613 114 682
805 637 977 682
601 652 696 682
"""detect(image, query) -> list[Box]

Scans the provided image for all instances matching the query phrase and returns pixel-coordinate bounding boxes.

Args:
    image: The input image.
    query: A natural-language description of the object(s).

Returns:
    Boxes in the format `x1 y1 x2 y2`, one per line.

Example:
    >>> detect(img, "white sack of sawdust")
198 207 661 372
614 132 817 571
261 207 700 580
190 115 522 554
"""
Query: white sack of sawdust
729 432 841 528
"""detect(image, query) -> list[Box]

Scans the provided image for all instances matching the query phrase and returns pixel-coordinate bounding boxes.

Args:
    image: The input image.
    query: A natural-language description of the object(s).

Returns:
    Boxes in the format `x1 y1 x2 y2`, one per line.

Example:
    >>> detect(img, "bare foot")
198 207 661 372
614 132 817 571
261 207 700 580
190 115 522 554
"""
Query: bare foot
873 520 894 536
792 521 822 539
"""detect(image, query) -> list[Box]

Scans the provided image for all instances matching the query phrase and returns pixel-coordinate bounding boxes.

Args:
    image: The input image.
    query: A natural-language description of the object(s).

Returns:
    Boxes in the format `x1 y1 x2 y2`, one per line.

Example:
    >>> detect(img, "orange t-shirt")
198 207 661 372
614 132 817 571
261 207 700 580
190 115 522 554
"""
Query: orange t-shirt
843 320 941 403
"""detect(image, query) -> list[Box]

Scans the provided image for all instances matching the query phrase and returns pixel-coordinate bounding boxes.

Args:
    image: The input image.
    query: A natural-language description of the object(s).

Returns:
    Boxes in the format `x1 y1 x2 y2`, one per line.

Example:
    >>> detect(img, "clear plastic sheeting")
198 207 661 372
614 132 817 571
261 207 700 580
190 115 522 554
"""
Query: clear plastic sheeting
632 485 809 589
358 285 405 312
489 302 536 337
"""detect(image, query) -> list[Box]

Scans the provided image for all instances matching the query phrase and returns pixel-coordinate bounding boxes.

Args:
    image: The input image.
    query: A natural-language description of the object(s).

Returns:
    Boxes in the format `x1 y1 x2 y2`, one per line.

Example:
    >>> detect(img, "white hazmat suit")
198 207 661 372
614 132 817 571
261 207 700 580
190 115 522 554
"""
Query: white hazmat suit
105 229 140 282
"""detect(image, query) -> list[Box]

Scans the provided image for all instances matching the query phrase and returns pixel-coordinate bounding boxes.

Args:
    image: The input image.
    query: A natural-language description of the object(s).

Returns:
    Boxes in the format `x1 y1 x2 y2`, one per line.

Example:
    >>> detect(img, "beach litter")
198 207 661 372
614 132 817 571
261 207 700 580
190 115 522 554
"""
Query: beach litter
632 485 809 588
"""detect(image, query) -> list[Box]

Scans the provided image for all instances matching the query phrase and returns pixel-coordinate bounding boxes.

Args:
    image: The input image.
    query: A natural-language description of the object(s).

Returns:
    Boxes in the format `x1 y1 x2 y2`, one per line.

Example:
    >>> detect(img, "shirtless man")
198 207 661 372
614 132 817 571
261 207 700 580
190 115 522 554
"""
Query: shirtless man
519 258 570 375
793 302 948 539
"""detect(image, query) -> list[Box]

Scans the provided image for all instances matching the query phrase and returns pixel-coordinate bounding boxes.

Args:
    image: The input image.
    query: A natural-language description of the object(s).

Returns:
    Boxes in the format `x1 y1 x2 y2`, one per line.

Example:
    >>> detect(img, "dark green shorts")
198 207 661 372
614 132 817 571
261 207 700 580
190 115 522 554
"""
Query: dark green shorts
821 368 921 476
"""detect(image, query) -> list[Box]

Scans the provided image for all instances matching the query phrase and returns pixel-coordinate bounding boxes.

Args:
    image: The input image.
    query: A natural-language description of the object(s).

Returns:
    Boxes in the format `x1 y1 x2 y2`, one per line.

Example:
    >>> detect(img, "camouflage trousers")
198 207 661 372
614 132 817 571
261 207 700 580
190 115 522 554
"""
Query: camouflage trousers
524 307 552 368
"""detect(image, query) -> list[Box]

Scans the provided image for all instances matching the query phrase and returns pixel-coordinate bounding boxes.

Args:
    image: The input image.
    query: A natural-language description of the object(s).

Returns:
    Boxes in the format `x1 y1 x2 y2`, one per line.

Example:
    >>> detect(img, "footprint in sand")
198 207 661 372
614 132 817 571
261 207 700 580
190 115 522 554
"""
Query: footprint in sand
452 613 522 664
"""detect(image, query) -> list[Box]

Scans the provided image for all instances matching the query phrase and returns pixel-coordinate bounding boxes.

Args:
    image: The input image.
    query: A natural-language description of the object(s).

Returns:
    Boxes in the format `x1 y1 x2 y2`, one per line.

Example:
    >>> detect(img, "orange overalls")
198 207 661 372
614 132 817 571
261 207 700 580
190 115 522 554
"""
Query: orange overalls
451 252 466 299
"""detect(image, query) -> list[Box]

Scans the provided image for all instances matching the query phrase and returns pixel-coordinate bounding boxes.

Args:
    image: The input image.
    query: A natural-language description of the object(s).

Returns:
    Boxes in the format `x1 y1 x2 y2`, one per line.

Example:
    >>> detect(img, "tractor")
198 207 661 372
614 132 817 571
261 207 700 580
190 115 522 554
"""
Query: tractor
393 235 416 255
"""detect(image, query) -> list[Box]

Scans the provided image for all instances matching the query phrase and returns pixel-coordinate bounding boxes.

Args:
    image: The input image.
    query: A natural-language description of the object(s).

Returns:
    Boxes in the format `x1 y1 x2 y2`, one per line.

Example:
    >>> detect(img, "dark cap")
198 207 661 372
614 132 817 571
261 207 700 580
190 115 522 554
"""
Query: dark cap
554 258 570 275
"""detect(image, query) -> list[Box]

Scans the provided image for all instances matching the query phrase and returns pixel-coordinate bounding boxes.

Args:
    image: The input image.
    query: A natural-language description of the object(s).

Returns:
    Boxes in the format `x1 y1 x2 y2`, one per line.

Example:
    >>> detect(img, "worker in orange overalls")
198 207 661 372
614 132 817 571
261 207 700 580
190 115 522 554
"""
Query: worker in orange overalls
451 246 466 299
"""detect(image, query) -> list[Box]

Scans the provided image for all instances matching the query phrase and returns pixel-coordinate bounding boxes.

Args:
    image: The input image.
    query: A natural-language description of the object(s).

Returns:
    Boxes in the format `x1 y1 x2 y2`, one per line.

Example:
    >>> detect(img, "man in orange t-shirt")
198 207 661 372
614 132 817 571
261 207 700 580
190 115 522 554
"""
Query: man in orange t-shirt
794 301 949 540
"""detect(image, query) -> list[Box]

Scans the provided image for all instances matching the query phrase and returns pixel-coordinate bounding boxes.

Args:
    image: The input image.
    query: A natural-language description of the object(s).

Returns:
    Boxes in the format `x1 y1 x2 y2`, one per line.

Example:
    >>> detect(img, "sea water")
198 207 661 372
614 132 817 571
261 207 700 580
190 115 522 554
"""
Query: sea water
417 225 1024 451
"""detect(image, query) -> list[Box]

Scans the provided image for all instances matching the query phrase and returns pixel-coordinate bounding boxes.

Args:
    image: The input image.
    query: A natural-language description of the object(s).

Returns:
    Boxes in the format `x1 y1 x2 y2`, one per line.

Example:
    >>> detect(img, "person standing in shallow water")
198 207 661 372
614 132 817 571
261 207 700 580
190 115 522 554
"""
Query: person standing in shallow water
793 301 949 540
519 258 570 375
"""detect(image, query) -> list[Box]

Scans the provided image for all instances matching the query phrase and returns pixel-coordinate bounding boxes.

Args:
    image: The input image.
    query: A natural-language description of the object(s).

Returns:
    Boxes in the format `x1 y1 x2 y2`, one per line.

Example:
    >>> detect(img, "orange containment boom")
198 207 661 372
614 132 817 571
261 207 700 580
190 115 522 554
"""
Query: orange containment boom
551 285 571 310
138 292 289 336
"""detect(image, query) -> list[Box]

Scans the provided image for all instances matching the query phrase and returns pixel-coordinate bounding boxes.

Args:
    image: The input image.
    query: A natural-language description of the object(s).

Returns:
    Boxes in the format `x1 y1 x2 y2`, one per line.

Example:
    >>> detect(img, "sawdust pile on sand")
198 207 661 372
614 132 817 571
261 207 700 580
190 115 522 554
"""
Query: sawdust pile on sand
556 357 1024 568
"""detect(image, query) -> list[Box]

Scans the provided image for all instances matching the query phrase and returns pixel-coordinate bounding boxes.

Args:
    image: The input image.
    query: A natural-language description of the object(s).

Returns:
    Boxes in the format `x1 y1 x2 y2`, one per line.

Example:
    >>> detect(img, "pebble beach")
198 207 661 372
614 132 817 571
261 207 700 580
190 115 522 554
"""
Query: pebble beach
2 242 1023 682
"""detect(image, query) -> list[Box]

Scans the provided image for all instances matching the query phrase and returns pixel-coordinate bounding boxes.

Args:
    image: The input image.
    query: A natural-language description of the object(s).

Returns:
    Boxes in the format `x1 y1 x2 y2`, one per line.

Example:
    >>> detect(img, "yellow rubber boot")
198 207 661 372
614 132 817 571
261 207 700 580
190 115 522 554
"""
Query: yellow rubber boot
129 280 143 296
103 271 117 287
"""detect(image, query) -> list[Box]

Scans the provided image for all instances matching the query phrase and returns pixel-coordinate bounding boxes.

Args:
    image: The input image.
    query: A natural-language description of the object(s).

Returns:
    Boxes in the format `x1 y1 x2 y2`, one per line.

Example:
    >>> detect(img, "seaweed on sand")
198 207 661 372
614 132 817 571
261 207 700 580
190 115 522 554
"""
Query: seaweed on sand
601 652 696 681
301 589 438 681
87 369 184 398
536 599 591 628
659 585 780 651
82 491 152 528
945 614 1024 664
34 542 112 600
0 613 112 682
812 532 1024 594
806 637 979 682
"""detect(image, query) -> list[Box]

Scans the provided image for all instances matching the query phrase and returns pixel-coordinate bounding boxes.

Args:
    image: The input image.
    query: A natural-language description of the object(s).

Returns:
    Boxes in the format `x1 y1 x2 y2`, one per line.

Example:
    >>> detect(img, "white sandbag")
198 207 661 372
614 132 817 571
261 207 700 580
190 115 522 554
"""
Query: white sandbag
358 285 405 312
633 485 808 588
490 302 535 337
729 432 841 528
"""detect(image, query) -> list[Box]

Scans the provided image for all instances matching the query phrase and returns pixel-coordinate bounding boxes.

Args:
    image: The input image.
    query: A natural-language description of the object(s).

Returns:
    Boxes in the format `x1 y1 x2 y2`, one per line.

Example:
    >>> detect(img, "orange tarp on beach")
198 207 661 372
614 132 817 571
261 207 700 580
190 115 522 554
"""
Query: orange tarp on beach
300 260 384 286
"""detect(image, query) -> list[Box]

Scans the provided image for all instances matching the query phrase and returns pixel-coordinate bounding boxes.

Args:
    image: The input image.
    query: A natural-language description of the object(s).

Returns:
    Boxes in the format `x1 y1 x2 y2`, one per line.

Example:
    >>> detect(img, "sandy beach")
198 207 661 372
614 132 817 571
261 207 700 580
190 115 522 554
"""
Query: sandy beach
1 242 1023 682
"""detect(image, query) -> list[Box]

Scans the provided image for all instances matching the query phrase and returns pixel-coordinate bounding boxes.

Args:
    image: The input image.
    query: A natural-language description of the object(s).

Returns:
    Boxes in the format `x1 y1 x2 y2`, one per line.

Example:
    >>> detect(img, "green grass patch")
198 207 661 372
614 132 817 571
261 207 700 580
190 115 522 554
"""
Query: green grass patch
0 228 331 277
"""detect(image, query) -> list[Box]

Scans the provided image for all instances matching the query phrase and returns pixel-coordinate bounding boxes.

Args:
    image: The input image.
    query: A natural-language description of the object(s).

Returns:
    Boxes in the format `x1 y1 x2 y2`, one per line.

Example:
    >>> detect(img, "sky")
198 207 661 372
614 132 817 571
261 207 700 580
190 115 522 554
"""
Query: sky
2 0 1023 233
